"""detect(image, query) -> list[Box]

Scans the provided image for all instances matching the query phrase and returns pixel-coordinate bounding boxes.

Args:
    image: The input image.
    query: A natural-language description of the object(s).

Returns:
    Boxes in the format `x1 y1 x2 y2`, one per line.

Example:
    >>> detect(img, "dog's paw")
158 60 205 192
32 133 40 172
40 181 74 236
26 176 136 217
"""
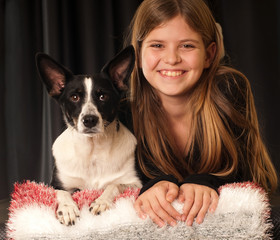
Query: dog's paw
89 198 112 215
56 203 80 226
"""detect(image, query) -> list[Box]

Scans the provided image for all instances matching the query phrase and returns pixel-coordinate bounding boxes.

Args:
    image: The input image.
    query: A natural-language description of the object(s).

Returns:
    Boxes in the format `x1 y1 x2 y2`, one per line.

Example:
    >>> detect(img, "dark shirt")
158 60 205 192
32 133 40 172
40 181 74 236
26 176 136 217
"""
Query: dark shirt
119 102 242 195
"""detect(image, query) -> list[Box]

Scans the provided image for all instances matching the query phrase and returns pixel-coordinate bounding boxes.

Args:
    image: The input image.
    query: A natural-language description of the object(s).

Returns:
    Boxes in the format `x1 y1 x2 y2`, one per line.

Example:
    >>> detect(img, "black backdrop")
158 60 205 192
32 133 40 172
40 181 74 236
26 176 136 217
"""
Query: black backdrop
1 0 279 200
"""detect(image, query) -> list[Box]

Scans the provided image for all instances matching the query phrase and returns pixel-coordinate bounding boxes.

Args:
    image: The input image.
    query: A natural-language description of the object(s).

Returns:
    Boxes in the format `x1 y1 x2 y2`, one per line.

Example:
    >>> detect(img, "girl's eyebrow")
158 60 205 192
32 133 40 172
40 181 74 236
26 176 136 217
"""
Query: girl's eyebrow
179 39 200 44
145 39 200 44
144 40 164 44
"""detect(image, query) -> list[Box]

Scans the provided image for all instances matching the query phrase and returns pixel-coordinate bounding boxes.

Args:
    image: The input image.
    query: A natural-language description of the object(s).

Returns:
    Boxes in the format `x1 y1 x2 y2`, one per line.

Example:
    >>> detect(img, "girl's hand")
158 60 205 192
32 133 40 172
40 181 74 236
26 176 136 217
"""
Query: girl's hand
178 183 219 226
134 181 181 227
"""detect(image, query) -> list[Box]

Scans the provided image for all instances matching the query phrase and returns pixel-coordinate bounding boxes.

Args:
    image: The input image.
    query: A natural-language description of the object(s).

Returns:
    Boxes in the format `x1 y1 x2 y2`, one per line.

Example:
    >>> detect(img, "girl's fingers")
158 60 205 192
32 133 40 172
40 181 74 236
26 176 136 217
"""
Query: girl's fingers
141 198 166 227
178 190 185 203
181 187 194 221
148 188 181 226
134 199 147 220
164 184 182 221
180 184 219 226
135 183 219 228
185 191 203 226
134 181 181 227
208 191 219 213
149 197 178 226
166 185 179 203
195 192 212 224
135 195 177 227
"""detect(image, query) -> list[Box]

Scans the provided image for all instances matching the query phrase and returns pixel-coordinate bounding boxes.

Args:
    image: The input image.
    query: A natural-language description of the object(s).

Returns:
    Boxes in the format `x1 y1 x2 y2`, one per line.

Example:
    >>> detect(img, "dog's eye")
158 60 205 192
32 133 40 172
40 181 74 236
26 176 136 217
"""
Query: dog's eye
99 94 109 102
70 94 80 102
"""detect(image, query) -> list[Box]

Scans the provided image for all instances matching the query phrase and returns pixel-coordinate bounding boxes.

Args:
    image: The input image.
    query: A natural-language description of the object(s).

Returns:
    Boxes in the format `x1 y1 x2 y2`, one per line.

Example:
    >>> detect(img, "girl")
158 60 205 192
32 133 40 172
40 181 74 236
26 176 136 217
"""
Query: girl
122 0 278 228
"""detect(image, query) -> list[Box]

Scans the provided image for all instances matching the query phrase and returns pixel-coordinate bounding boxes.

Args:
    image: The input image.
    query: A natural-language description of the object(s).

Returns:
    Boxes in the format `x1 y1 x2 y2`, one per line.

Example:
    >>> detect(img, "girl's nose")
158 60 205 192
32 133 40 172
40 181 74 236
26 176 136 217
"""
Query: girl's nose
163 48 181 65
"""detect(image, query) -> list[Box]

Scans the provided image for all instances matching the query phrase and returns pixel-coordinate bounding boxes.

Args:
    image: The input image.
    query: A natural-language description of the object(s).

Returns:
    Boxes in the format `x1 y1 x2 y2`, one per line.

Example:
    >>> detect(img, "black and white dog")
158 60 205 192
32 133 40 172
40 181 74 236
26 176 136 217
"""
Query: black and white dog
36 46 142 226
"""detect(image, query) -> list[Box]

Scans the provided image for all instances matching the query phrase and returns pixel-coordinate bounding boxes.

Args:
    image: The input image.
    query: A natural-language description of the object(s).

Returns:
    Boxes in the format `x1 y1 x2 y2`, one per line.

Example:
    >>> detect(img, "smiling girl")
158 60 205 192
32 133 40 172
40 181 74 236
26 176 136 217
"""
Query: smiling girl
123 0 278 228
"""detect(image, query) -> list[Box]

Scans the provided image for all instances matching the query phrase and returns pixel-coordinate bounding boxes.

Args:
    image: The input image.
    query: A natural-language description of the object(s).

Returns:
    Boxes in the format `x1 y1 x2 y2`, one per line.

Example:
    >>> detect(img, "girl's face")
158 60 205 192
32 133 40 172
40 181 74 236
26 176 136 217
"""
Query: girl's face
141 15 215 101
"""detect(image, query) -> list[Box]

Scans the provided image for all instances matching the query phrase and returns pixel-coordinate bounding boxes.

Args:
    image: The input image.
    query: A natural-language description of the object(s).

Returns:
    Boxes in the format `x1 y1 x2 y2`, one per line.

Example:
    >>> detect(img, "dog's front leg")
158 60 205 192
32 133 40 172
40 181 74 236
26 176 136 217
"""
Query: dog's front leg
56 190 80 226
89 184 122 215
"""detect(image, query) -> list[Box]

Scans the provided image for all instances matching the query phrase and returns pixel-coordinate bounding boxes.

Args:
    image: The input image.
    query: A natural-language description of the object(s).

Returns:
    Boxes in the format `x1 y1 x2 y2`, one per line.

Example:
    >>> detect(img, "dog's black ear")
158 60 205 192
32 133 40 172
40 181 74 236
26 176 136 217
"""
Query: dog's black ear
101 45 135 92
35 53 73 98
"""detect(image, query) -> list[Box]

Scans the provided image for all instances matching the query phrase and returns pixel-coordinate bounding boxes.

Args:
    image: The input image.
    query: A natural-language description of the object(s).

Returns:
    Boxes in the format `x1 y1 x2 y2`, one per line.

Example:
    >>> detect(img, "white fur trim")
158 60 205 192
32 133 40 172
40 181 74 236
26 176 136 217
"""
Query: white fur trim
7 182 272 240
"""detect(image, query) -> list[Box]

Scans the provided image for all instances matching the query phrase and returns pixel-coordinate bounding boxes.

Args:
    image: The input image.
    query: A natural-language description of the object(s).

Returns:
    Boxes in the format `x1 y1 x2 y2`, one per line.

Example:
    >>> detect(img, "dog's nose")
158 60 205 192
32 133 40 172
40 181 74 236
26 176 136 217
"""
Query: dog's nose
82 115 99 128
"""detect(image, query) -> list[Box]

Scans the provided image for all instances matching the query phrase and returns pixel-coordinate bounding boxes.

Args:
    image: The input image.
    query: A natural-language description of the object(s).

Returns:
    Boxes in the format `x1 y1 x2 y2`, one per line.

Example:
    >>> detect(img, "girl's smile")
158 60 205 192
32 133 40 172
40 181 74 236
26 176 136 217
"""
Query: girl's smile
159 70 186 77
141 15 215 101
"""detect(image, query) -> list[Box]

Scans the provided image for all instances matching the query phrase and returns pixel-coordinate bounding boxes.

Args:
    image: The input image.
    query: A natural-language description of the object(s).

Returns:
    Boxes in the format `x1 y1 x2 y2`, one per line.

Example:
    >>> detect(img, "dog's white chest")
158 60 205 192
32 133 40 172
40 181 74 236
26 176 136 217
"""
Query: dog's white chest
52 122 139 191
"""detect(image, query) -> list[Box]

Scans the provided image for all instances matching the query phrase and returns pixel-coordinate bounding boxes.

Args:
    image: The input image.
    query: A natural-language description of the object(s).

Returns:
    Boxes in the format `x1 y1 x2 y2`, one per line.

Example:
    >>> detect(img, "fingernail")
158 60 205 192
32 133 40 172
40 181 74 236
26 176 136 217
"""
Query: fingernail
166 196 173 202
196 218 202 224
187 220 192 226
140 214 147 219
181 215 187 221
170 221 177 226
210 208 215 213
158 221 165 228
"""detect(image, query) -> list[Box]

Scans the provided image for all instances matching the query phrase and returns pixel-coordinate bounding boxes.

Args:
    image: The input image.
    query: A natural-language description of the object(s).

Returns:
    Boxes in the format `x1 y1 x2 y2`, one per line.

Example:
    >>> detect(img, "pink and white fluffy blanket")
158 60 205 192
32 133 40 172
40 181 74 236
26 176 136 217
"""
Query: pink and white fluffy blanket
6 181 272 240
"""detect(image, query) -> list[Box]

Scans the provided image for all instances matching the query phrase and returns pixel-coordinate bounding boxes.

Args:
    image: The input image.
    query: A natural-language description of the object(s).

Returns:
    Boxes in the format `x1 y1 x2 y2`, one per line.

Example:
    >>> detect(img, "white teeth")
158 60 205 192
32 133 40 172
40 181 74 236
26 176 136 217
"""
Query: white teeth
161 70 184 77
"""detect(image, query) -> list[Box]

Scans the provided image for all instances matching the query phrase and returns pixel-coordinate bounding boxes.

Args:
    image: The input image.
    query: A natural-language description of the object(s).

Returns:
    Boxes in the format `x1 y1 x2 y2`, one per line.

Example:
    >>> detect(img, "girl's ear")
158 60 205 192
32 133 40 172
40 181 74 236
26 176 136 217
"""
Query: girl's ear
204 42 216 68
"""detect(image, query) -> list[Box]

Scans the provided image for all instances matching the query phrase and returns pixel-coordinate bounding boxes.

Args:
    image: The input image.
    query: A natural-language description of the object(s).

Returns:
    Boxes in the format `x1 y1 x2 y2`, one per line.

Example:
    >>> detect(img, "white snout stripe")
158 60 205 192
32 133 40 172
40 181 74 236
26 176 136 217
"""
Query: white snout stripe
84 77 93 104
77 77 103 134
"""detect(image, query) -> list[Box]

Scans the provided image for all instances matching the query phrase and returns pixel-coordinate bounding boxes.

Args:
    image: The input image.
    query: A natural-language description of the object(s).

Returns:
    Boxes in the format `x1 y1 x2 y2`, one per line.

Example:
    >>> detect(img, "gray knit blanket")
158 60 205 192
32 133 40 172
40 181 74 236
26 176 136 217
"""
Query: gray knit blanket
6 181 273 239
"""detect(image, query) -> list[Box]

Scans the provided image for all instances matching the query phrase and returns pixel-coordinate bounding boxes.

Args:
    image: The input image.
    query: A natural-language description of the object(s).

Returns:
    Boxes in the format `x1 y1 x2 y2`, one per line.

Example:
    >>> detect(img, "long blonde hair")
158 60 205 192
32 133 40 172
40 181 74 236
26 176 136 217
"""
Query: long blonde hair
126 0 278 192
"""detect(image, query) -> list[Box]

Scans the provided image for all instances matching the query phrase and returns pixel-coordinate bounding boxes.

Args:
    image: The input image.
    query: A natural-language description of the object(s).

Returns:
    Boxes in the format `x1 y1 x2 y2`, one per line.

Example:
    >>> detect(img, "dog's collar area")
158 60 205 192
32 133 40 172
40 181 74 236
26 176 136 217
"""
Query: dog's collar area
116 119 120 132
104 119 120 132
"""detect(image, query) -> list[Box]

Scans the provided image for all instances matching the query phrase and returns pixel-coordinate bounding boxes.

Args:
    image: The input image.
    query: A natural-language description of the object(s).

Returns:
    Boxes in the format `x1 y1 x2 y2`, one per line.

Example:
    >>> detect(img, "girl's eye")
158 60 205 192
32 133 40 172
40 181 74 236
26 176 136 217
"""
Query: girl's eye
99 94 109 102
151 44 163 48
70 94 80 102
182 44 195 49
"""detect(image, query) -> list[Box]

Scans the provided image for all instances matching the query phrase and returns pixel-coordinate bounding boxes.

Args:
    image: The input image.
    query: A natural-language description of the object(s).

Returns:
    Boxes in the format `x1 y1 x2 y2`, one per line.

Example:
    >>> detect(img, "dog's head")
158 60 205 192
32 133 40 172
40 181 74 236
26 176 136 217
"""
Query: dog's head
36 46 135 136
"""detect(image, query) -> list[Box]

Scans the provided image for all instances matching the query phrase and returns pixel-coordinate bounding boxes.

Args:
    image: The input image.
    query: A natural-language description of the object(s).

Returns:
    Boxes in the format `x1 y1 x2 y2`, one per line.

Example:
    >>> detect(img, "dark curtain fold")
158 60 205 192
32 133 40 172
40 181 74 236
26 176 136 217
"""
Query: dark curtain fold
0 0 8 199
3 0 44 199
1 0 279 200
213 0 280 177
